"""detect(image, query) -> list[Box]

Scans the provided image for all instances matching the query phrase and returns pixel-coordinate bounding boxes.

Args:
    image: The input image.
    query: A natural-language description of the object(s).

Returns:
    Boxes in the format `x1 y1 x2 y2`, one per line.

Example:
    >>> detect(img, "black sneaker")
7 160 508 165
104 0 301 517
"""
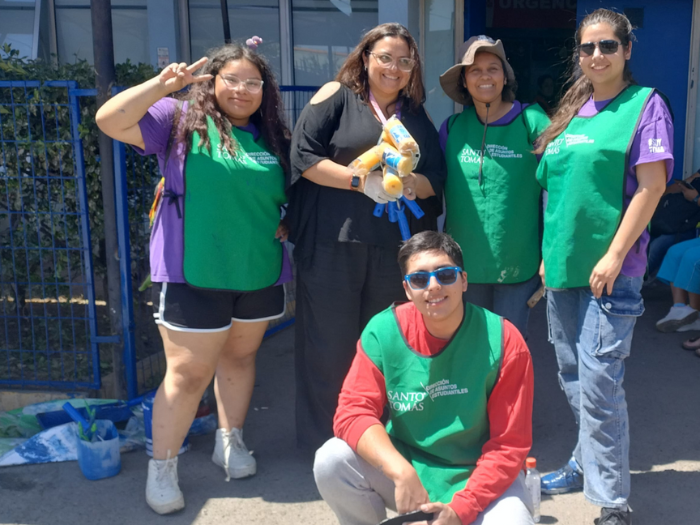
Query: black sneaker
594 507 631 525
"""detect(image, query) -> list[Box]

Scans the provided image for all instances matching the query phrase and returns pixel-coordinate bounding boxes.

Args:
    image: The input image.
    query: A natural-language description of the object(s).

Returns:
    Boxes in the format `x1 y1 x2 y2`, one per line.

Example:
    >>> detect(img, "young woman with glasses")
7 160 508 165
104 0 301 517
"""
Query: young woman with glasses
535 9 673 525
288 23 446 451
96 43 291 514
438 35 550 340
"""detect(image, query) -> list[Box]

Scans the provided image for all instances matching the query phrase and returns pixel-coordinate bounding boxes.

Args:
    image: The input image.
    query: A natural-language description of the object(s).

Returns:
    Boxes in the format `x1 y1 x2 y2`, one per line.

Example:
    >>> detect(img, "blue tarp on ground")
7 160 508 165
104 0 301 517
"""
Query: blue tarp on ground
0 399 216 466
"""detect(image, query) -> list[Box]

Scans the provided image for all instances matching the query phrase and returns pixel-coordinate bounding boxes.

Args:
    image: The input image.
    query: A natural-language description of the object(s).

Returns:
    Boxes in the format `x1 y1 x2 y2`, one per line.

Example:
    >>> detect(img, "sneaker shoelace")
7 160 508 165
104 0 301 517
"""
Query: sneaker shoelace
222 429 250 482
598 508 630 525
156 451 178 486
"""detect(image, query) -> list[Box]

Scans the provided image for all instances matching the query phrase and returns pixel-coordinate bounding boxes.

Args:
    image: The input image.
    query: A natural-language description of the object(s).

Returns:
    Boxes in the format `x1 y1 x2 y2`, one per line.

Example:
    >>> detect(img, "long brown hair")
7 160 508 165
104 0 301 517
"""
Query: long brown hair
335 23 425 113
535 9 636 154
172 43 291 176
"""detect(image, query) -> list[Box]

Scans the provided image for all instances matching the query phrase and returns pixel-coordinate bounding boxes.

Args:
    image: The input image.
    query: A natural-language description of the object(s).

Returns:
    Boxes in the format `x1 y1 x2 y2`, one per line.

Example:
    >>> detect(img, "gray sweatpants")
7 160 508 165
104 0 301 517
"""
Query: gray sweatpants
314 438 534 525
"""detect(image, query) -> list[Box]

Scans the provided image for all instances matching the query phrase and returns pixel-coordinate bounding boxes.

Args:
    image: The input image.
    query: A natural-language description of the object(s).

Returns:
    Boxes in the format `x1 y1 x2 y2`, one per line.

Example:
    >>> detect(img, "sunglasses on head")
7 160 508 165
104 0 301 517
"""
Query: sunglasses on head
578 40 622 57
404 266 462 290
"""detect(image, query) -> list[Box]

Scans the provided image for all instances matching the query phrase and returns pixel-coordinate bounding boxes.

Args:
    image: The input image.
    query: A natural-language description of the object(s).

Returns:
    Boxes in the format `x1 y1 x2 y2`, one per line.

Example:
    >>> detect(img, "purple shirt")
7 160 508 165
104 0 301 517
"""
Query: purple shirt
133 98 260 283
577 92 674 277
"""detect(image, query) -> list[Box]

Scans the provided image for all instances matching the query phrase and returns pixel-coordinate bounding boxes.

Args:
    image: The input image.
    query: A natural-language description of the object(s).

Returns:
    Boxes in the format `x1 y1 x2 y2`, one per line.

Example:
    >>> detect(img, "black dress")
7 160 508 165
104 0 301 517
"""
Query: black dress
289 84 446 450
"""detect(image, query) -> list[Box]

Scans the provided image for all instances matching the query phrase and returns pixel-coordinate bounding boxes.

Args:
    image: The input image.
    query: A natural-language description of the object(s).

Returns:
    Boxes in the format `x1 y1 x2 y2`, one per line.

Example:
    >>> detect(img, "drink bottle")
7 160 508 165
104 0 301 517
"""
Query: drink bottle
525 457 541 523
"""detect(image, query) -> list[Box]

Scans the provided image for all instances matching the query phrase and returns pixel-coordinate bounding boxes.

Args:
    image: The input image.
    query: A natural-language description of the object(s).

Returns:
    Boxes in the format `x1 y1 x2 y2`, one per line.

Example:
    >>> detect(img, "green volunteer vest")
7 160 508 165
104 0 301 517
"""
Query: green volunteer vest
536 86 654 289
183 118 287 291
361 302 503 503
445 104 549 284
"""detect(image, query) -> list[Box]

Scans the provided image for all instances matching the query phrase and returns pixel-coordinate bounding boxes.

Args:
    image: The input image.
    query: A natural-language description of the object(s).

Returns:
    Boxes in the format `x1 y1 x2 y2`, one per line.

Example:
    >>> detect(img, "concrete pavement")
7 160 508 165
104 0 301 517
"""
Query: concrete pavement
1 285 699 524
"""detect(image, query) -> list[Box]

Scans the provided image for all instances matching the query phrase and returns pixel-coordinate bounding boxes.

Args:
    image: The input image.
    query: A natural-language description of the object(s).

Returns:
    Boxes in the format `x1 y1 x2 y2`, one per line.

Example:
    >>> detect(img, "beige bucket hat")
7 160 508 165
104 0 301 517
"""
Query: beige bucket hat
439 35 516 106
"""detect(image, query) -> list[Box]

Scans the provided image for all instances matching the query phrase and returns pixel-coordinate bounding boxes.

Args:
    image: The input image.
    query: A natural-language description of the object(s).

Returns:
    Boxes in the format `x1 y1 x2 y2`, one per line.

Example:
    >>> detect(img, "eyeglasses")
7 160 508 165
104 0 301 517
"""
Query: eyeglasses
218 74 264 93
367 52 415 72
578 40 622 57
404 266 463 290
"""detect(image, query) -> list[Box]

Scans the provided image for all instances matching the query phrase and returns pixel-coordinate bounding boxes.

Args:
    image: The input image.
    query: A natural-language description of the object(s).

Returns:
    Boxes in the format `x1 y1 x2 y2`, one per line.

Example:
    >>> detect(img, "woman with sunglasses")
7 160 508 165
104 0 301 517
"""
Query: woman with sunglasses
535 9 673 525
96 43 291 514
289 23 446 451
438 35 550 339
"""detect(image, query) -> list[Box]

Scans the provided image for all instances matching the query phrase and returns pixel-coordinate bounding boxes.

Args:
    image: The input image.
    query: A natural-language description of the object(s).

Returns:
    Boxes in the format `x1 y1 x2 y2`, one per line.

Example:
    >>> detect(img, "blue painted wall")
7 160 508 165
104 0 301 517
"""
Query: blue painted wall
576 1 693 179
464 0 486 40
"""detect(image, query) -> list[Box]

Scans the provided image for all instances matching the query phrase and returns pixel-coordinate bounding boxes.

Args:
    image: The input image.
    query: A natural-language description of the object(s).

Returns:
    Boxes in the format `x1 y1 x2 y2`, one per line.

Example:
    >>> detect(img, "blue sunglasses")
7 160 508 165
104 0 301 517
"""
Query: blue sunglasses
404 266 463 290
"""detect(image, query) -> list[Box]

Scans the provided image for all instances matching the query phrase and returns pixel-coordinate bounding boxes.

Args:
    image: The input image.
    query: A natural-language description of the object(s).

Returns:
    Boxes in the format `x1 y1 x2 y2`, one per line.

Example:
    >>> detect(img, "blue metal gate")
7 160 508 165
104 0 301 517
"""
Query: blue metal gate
0 80 100 390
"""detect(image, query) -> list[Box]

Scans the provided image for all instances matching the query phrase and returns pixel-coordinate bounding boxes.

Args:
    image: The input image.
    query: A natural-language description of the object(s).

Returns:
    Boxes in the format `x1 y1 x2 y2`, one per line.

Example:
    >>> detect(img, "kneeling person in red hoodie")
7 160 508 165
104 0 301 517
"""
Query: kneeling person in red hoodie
314 231 535 525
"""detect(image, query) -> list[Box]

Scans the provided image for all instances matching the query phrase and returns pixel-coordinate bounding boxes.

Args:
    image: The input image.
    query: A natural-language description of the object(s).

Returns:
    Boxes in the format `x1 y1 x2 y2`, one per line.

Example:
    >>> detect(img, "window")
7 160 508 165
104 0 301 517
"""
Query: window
423 0 454 128
55 0 149 65
0 0 39 59
292 0 378 86
189 0 282 81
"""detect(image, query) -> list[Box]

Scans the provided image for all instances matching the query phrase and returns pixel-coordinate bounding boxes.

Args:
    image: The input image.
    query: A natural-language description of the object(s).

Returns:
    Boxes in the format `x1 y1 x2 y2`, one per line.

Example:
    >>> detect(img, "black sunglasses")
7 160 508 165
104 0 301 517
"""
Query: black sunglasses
578 40 622 57
404 267 462 290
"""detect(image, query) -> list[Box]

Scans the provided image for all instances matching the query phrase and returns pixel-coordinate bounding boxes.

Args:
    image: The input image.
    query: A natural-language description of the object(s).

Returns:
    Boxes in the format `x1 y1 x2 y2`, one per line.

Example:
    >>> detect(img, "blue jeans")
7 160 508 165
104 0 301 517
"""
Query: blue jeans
465 274 542 339
545 275 644 510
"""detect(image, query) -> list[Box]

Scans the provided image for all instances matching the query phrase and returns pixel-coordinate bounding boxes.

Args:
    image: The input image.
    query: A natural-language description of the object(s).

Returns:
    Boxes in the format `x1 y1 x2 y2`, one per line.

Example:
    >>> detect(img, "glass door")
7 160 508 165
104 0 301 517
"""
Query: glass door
421 0 457 128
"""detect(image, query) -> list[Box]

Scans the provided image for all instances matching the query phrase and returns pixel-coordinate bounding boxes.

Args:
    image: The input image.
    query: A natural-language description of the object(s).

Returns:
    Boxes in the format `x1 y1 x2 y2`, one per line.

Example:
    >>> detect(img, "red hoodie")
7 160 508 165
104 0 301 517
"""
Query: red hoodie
333 302 534 525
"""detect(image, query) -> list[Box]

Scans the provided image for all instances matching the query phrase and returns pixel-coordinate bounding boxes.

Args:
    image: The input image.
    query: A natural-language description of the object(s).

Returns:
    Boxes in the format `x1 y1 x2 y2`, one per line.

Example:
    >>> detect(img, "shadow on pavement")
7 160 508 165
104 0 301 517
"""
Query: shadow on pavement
529 286 700 522
1 283 699 524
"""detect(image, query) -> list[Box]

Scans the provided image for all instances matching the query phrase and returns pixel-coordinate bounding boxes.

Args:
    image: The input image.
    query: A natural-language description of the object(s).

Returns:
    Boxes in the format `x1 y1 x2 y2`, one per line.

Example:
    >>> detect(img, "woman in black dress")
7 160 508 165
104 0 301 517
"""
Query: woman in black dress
289 23 446 450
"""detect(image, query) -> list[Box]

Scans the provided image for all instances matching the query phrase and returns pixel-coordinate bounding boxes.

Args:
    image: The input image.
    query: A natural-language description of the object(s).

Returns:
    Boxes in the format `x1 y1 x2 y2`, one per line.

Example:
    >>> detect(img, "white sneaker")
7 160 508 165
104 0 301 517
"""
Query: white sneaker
677 318 700 332
146 456 185 515
212 427 256 481
656 305 699 333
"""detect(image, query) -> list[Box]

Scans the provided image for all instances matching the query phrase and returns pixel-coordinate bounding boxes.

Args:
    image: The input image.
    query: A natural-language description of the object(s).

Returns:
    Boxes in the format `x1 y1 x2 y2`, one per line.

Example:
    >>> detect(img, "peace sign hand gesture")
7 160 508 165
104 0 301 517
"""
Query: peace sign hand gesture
158 57 213 94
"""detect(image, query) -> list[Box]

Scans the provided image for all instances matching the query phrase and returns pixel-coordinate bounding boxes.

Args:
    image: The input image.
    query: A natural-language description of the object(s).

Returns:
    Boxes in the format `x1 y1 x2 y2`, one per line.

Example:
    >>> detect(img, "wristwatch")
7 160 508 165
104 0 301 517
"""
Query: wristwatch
693 194 700 204
350 174 361 190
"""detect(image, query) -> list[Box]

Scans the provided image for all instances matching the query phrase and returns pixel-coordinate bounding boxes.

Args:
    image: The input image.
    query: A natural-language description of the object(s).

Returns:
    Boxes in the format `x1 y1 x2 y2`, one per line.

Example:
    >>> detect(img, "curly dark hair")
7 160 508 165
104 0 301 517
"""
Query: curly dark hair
172 43 291 176
335 23 425 113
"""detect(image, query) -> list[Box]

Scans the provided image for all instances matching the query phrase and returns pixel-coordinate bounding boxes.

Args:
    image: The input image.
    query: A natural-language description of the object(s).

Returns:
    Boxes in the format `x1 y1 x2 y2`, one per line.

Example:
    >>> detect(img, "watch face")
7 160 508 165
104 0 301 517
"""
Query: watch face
351 175 360 188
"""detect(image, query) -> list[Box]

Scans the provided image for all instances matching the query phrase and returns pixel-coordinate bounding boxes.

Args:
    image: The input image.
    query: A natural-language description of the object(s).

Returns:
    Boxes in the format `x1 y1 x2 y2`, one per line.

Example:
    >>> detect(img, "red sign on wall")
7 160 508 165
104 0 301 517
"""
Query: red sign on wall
487 0 577 29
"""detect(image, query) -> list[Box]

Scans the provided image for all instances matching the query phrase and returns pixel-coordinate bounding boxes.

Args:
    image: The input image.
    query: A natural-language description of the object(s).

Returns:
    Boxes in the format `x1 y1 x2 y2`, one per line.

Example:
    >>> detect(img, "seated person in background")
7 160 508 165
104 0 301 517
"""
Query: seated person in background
647 170 700 281
313 231 535 525
533 74 555 116
655 233 700 358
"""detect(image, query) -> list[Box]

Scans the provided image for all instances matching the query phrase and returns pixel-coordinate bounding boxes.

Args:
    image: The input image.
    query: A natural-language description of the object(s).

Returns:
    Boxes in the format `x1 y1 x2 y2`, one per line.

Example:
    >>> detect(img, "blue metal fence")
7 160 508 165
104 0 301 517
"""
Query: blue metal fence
280 86 317 128
0 81 317 397
0 80 100 390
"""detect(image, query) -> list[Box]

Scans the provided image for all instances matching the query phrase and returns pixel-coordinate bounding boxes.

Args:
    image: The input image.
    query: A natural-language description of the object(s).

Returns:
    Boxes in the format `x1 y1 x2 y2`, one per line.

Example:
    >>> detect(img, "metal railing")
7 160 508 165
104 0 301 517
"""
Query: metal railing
0 80 100 390
280 86 317 128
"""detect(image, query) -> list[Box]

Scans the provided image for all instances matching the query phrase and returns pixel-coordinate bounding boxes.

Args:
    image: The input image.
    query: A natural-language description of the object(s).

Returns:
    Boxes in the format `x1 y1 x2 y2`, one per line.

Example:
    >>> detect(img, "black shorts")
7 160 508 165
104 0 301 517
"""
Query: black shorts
152 282 286 332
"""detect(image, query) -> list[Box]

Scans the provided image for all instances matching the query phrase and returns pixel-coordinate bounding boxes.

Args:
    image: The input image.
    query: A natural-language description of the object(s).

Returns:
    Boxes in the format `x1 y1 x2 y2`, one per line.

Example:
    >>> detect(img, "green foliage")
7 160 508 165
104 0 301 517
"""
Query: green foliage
1 43 158 277
0 44 160 384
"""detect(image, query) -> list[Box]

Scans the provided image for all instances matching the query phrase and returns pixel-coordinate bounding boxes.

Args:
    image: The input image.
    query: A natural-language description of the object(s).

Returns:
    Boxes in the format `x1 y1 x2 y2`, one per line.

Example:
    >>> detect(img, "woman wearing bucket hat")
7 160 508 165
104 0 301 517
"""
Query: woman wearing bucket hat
439 35 550 339
535 9 672 524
